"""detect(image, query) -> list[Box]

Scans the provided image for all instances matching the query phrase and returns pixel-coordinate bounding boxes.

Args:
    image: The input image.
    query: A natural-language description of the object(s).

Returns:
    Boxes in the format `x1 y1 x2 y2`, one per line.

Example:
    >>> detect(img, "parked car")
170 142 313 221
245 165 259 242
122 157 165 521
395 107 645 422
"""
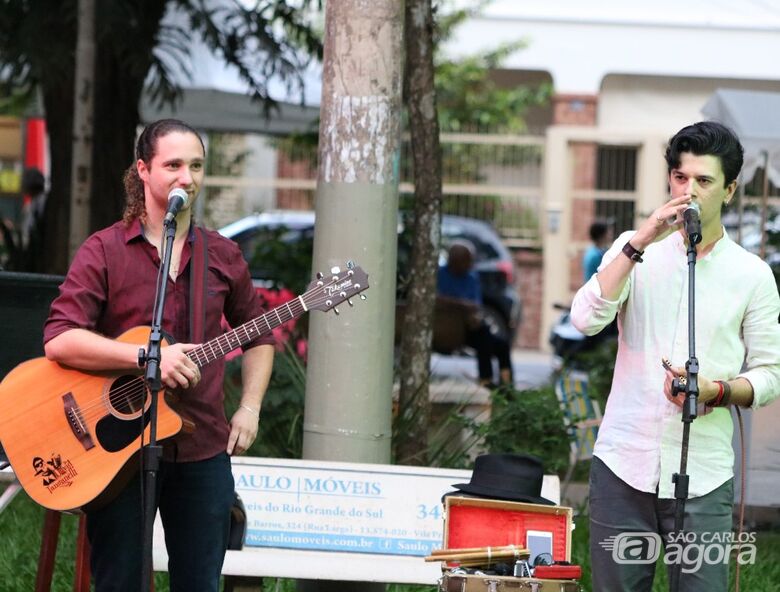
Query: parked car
218 210 522 343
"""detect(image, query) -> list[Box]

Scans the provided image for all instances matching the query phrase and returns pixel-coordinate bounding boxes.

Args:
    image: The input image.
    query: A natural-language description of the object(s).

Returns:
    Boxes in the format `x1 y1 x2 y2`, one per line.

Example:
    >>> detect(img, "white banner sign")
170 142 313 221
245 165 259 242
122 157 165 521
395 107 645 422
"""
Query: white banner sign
231 457 471 557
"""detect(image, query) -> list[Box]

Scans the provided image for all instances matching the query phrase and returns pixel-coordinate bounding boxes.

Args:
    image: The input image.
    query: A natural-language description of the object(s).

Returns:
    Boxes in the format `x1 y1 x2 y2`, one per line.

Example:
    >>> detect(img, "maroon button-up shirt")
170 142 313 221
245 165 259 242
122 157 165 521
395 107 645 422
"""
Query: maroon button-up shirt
44 219 274 462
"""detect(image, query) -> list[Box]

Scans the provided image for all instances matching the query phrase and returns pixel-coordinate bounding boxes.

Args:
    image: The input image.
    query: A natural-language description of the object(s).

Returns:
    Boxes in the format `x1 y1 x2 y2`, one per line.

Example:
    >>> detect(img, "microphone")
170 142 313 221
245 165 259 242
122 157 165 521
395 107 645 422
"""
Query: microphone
683 202 702 245
163 188 188 225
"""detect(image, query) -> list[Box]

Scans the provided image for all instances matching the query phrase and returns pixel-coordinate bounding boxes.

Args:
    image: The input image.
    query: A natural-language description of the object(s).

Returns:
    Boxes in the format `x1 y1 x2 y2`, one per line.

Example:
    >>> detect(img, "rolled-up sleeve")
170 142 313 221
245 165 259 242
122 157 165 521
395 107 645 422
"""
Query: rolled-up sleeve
570 232 632 336
739 265 780 409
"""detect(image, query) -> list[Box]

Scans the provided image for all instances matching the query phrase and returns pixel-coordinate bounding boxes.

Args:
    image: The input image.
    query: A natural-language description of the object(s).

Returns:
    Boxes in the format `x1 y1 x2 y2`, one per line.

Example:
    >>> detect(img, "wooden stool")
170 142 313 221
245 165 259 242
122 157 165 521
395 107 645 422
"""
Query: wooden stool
34 512 157 591
34 496 245 590
35 510 91 592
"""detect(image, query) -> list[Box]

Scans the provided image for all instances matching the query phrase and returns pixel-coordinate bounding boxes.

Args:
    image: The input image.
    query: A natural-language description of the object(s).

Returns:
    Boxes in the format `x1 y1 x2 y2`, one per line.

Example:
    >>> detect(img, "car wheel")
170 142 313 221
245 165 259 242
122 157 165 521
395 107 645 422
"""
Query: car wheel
482 305 511 343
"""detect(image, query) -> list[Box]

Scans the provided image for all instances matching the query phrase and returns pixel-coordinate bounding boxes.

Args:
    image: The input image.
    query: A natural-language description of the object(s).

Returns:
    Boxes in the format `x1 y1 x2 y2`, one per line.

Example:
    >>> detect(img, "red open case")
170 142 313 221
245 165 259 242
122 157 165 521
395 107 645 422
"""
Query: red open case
443 496 573 563
437 497 579 591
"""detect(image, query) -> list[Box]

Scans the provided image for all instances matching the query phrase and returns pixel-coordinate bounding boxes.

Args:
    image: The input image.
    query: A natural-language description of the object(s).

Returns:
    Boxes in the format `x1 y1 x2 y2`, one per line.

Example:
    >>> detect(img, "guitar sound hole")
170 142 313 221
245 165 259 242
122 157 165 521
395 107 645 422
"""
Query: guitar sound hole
107 375 149 417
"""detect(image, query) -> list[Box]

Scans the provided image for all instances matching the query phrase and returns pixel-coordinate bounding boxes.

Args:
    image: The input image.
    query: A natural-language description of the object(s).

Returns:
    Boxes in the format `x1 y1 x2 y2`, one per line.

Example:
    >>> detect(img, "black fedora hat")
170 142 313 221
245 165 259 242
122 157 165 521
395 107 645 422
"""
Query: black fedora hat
451 453 555 505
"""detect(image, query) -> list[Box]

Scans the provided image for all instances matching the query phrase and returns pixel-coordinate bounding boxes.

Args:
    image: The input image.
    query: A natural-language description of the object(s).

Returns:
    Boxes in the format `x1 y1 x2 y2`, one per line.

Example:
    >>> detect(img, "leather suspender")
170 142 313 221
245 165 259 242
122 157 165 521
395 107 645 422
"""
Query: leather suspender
189 226 208 343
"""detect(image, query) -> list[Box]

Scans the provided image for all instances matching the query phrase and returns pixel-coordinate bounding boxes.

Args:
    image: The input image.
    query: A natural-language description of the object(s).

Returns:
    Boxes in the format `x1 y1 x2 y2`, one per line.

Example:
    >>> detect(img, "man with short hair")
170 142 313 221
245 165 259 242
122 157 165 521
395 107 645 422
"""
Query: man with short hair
582 220 611 283
571 121 780 591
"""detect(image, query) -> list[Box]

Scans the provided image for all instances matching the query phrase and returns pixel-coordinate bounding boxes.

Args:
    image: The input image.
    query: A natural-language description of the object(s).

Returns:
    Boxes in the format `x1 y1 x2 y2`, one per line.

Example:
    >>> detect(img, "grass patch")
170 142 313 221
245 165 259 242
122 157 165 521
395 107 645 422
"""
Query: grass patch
3 485 779 591
0 489 169 591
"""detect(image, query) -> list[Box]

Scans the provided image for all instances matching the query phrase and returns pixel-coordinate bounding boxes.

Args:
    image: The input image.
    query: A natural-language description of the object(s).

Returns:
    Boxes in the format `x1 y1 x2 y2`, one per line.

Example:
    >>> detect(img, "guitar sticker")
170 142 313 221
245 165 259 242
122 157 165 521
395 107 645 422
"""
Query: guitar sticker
32 453 78 493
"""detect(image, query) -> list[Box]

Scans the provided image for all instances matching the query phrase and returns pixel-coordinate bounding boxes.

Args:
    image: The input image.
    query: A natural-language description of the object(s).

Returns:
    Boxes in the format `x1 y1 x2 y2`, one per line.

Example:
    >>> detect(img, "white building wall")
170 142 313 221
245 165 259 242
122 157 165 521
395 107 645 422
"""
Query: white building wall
447 0 780 95
242 135 279 214
598 75 780 132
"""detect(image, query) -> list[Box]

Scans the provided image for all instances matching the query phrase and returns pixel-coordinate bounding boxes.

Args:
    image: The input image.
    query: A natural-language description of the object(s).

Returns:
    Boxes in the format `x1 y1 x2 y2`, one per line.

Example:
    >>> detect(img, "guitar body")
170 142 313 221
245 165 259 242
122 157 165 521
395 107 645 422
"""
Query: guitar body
0 326 184 512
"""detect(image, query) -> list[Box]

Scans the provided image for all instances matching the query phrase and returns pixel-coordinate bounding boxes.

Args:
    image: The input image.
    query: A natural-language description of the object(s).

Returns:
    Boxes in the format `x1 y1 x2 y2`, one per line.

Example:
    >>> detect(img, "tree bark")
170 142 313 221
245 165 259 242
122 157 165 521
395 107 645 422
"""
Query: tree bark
39 74 76 274
299 1 403 590
395 0 443 466
69 0 96 260
22 0 313 273
90 1 167 234
37 1 166 274
304 0 403 464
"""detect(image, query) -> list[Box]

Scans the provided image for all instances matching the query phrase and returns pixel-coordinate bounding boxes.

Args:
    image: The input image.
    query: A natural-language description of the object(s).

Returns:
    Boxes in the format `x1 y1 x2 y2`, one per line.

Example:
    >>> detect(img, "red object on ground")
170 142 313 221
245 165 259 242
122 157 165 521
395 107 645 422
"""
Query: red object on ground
534 565 583 579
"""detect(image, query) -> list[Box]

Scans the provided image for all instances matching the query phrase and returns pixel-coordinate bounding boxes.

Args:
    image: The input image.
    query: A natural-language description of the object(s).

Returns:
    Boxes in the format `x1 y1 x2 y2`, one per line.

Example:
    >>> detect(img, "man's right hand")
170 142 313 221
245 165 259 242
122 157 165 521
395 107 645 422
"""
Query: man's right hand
160 343 201 390
589 194 692 302
631 194 692 251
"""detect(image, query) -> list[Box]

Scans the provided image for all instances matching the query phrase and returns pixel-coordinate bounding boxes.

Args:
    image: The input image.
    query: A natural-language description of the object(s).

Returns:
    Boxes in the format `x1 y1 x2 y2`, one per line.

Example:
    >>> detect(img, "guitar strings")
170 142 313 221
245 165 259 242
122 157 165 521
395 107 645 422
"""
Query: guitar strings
72 295 315 416
71 304 305 419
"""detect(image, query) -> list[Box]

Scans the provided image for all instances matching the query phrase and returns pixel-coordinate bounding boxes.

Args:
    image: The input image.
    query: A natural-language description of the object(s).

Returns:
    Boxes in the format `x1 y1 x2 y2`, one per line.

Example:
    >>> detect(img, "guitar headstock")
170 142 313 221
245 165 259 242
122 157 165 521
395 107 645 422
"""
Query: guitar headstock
303 263 370 313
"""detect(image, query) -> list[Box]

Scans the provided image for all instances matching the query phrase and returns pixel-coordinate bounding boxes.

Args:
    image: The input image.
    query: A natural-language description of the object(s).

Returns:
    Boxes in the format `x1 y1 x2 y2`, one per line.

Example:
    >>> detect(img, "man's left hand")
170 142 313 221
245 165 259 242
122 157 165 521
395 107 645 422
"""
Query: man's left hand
663 363 718 407
227 405 260 455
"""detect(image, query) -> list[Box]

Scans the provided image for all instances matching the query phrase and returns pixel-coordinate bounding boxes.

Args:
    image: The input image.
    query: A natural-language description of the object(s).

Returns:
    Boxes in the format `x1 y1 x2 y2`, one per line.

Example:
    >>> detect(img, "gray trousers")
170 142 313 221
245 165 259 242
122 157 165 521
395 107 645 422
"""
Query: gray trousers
589 456 733 592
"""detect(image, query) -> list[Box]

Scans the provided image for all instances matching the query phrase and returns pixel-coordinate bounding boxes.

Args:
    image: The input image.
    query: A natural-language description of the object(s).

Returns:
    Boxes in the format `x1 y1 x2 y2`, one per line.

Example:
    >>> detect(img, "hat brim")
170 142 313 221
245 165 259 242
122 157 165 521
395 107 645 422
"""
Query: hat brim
452 482 556 506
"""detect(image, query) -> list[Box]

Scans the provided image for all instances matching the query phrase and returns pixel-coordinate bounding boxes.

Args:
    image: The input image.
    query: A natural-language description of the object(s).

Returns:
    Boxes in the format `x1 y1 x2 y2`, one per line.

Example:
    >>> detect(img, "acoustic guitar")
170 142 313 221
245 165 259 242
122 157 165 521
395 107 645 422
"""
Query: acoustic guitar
0 265 368 512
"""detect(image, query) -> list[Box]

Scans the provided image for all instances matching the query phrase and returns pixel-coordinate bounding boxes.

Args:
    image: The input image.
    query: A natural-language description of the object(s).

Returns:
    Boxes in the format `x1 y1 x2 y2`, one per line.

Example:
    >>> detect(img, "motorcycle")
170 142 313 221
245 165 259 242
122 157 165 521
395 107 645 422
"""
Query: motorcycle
549 303 617 368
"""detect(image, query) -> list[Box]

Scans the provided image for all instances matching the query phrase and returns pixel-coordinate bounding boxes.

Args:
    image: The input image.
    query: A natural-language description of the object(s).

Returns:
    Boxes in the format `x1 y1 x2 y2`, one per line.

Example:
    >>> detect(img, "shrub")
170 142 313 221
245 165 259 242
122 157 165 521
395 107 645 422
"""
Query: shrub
476 385 571 476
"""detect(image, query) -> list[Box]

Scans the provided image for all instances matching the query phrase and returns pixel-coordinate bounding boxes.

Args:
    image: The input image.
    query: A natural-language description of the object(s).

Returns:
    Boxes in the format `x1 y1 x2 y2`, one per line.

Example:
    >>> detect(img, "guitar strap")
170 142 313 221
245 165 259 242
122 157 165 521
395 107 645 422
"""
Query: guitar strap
189 226 208 343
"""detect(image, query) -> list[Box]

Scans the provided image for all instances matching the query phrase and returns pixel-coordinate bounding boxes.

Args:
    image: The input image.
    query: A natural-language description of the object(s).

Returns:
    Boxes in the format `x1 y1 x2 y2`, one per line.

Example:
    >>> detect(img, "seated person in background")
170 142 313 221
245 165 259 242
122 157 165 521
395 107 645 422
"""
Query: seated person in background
437 240 514 388
582 220 612 283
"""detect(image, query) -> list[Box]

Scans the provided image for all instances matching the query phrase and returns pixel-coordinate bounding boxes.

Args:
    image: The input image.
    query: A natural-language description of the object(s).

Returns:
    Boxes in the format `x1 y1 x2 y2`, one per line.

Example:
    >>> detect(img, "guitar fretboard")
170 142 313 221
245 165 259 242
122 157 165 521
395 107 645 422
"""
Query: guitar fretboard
186 297 306 367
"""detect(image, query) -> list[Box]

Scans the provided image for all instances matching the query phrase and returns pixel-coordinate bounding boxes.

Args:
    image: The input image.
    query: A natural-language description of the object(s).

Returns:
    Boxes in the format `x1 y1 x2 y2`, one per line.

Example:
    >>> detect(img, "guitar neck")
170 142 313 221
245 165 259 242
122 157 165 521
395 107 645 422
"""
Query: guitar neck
184 265 369 367
186 296 306 368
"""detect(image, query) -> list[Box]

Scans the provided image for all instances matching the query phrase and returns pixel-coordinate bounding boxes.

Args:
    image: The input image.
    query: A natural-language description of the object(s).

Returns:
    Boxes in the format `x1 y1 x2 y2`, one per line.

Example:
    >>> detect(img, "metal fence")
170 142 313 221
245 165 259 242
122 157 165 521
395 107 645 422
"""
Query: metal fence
201 131 545 247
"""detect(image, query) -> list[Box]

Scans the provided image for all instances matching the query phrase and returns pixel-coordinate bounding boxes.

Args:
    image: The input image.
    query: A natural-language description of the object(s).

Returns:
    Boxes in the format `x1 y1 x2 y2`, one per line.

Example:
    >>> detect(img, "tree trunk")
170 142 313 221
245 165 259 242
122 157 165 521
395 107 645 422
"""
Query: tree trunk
304 0 403 465
299 1 403 590
395 0 443 466
39 71 76 275
69 0 96 260
37 0 167 274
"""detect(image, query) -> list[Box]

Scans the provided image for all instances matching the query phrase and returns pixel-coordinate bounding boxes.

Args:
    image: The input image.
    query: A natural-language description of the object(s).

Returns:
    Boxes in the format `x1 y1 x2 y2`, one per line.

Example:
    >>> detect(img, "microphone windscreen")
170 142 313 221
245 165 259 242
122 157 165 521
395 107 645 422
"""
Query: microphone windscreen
168 188 188 205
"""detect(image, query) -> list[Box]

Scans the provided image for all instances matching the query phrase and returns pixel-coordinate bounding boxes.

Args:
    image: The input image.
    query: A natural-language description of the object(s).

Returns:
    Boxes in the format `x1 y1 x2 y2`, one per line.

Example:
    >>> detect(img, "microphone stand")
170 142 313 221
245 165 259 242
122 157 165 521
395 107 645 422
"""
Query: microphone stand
137 216 178 592
670 227 701 592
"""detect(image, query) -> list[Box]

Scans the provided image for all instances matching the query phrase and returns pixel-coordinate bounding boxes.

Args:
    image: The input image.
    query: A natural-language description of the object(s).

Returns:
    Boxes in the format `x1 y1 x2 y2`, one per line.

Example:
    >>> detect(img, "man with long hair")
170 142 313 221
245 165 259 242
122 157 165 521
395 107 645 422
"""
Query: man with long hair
44 119 275 591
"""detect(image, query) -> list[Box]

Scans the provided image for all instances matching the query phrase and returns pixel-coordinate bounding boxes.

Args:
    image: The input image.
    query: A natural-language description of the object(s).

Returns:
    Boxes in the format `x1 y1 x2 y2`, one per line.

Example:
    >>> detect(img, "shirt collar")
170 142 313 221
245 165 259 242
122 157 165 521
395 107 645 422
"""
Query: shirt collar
124 218 144 243
710 225 732 256
671 225 731 260
127 218 197 244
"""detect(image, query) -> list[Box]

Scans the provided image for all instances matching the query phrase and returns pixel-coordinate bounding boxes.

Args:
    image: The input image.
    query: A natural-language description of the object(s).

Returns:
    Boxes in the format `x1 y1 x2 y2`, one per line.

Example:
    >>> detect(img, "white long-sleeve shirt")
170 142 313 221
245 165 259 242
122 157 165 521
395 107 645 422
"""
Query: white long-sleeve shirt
571 229 780 498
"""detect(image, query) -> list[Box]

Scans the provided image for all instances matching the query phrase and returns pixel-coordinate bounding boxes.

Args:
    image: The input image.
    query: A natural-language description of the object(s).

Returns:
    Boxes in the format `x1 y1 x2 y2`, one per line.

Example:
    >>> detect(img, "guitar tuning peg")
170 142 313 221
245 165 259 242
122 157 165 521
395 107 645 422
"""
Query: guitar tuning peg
347 299 354 307
347 260 355 269
330 266 341 275
360 294 367 300
334 307 340 315
316 271 323 280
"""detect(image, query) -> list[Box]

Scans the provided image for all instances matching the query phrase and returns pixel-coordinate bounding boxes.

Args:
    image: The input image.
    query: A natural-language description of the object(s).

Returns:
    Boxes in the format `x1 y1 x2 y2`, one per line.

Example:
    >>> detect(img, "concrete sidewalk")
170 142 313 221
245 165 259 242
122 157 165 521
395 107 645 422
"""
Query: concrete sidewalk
561 481 590 511
430 348 555 392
